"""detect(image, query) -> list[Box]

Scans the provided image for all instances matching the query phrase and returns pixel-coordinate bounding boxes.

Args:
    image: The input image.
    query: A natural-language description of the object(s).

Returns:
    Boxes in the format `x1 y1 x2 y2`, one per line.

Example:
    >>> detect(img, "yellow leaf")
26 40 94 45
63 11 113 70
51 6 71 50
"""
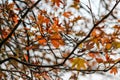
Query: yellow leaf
79 43 83 49
71 58 87 70
112 41 120 49
116 43 120 48
93 38 100 49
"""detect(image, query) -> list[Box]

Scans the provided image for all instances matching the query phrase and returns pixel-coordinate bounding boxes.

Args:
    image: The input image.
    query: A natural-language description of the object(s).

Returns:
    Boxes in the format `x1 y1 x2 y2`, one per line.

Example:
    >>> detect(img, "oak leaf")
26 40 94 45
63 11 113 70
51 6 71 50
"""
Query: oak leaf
112 41 120 49
51 40 59 48
79 43 83 49
110 67 118 75
105 43 112 50
51 0 63 7
36 35 47 45
96 58 104 63
63 12 72 18
71 58 87 70
88 52 96 58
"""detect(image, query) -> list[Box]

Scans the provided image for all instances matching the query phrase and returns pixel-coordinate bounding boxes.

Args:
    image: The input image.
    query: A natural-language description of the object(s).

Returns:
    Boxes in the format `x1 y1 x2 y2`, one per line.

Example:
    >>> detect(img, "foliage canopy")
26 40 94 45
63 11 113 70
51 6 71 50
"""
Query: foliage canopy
0 0 120 79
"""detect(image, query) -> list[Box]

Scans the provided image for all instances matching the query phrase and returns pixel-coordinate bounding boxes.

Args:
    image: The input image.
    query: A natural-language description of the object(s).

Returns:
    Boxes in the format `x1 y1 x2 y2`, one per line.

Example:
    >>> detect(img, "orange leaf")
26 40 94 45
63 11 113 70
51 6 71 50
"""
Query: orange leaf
25 46 37 50
12 15 18 24
2 30 8 38
38 39 46 45
26 46 30 50
62 53 69 58
51 40 59 48
117 19 120 22
58 39 64 45
105 53 110 61
36 36 46 45
91 29 102 38
110 67 118 75
105 43 112 50
88 52 96 58
113 25 120 29
96 58 104 63
51 0 63 7
75 0 80 2
37 14 44 24
101 37 109 45
71 16 81 23
50 33 61 40
42 72 51 80
24 54 29 62
63 12 72 18
8 3 14 10
70 0 80 9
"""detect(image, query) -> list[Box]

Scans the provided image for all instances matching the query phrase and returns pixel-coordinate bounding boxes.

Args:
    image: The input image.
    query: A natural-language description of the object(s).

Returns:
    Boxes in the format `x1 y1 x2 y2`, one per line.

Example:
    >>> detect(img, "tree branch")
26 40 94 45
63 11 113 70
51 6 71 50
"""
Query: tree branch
0 0 41 49
62 0 120 64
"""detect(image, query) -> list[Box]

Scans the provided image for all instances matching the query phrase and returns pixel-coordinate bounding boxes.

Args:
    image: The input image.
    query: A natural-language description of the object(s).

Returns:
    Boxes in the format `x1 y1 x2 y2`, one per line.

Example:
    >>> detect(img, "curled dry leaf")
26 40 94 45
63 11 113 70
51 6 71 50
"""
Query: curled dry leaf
110 67 118 75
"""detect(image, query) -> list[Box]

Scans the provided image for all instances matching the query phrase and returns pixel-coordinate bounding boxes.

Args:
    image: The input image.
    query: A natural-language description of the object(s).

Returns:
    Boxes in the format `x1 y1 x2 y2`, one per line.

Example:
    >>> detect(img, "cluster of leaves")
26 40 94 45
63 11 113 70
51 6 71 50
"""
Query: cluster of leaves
0 0 120 80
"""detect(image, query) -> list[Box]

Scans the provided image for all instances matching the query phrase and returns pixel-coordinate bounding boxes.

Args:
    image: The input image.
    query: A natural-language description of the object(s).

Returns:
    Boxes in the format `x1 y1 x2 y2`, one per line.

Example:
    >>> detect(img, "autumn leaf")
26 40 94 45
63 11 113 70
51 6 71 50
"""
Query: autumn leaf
24 54 29 62
101 37 110 45
51 0 63 7
50 33 64 48
50 33 61 40
88 52 96 58
71 58 87 70
71 16 81 23
92 38 100 49
34 72 51 80
38 39 46 45
91 28 102 38
113 25 120 29
95 58 104 63
75 0 80 2
37 14 44 24
86 42 94 50
79 43 83 49
43 72 51 80
25 46 37 50
12 15 18 24
62 52 69 58
51 40 59 48
118 19 120 22
105 53 110 61
36 35 47 45
63 12 72 18
8 3 14 10
110 67 118 75
70 0 80 9
112 41 120 49
48 18 64 34
1 30 8 38
105 43 112 50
